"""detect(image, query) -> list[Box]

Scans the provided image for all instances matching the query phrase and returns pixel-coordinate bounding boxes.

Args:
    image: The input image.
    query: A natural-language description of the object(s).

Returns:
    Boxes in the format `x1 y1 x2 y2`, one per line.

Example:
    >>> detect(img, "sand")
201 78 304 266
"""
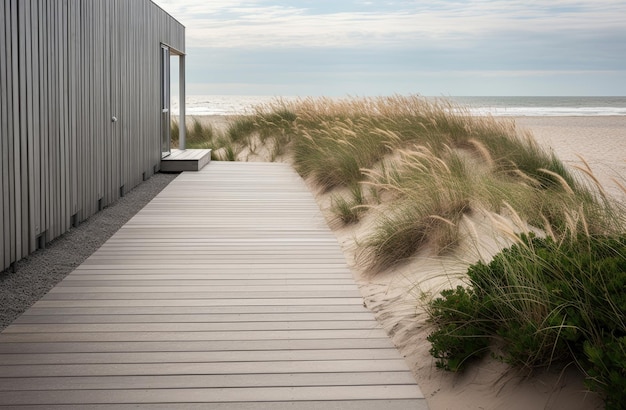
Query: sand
515 116 626 202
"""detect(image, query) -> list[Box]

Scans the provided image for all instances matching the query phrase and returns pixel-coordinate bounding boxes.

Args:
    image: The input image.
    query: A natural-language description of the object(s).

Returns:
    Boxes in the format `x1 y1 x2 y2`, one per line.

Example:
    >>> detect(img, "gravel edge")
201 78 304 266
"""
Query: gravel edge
0 173 178 331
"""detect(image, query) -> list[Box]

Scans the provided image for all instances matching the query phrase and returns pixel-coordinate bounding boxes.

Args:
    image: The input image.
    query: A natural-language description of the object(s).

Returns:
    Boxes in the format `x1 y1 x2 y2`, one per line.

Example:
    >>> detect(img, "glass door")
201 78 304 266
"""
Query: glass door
161 45 171 158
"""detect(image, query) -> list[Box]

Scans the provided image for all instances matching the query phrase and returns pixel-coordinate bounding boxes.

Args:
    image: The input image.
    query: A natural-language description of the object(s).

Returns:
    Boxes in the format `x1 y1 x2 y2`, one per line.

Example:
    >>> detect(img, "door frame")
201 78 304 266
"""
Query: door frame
160 44 171 158
160 44 186 157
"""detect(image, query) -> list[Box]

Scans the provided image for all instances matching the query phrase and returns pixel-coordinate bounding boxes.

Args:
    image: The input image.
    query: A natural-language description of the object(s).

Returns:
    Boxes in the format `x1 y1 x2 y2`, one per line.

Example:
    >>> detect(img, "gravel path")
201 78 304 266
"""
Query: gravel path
0 173 177 331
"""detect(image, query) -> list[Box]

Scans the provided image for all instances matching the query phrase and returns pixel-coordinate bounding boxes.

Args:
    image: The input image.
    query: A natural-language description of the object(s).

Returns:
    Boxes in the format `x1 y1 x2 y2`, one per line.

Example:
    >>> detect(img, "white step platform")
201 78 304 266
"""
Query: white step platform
161 149 212 172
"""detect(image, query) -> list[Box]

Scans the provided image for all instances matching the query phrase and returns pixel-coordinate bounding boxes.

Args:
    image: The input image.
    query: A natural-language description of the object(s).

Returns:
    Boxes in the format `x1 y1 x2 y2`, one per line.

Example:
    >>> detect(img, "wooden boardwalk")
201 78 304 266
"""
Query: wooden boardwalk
0 162 426 409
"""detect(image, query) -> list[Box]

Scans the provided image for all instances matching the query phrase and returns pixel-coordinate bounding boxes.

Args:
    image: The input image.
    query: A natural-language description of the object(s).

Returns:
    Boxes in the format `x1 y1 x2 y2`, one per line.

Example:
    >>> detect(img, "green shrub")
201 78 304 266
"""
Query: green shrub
584 337 626 410
427 286 490 371
426 233 626 406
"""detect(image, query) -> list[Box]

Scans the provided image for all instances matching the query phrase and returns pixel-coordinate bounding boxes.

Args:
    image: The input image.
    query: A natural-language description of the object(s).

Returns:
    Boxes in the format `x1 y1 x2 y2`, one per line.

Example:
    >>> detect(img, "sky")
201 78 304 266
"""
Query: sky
152 0 626 97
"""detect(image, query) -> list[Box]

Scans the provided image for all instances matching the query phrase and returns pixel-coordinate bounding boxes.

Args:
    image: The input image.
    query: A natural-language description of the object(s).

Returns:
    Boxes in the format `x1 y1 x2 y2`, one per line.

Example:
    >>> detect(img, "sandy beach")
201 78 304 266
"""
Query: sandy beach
515 116 626 202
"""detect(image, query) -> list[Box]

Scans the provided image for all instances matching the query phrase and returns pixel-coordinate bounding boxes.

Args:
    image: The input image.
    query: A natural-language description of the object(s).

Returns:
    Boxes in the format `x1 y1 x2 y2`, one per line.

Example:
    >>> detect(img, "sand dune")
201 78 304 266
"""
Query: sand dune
321 116 623 410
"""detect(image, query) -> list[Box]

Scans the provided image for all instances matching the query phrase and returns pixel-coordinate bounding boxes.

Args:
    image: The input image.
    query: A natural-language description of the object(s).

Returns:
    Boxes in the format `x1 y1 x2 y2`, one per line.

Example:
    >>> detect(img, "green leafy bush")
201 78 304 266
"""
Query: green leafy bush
427 233 626 406
427 286 490 371
584 337 626 410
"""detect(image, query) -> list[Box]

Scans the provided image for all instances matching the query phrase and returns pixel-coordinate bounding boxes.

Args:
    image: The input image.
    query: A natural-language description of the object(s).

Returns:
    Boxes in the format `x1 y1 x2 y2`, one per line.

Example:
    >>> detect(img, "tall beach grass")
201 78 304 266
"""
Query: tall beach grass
170 116 244 161
216 95 623 268
181 95 624 260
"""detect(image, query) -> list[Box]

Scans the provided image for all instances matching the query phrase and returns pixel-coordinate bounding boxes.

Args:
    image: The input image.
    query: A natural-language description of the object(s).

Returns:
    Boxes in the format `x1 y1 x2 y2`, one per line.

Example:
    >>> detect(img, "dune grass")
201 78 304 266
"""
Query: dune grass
175 96 623 258
204 96 623 256
330 183 367 225
222 96 623 268
171 117 244 161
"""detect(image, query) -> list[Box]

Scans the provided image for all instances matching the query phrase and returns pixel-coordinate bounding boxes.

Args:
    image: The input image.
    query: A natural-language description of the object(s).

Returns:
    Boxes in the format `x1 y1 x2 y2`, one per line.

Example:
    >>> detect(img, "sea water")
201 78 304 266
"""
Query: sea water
172 95 626 117
450 96 626 117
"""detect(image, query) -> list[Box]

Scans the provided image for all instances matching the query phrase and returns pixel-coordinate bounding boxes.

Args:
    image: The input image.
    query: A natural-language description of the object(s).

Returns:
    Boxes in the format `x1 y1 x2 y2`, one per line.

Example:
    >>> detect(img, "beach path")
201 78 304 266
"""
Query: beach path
0 162 426 409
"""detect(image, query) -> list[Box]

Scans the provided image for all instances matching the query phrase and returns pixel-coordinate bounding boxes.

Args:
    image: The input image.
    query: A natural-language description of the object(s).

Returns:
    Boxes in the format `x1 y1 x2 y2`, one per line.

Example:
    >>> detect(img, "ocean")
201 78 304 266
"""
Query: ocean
172 95 626 117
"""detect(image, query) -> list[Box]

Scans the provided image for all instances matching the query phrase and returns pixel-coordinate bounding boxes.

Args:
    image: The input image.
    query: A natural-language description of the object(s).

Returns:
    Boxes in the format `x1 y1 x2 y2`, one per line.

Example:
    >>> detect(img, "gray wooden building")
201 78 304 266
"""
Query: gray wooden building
1 0 186 272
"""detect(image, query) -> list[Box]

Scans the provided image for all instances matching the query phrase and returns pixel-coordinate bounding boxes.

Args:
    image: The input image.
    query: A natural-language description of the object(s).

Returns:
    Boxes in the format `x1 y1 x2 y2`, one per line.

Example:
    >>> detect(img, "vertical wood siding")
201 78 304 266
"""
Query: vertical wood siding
0 0 185 271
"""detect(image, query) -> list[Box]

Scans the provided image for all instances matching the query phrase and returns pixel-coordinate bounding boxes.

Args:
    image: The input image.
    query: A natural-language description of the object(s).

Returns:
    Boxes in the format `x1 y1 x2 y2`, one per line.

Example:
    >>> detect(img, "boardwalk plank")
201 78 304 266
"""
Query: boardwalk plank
3 321 384 332
0 386 422 405
28 298 367 307
0 372 417 390
20 305 369 315
0 359 412 377
14 312 374 323
0 339 395 354
0 329 391 343
0 401 427 410
48 285 359 292
40 291 362 300
0 348 404 365
58 278 357 284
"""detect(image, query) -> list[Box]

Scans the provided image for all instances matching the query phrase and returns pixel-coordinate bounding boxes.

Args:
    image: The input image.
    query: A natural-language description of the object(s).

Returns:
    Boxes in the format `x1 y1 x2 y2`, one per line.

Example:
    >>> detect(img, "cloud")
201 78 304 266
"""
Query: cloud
154 0 626 49
154 0 626 96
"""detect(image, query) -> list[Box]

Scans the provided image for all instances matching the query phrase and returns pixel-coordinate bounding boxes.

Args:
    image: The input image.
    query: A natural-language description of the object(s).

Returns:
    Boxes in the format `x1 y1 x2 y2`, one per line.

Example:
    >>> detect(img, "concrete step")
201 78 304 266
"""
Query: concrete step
161 149 212 172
